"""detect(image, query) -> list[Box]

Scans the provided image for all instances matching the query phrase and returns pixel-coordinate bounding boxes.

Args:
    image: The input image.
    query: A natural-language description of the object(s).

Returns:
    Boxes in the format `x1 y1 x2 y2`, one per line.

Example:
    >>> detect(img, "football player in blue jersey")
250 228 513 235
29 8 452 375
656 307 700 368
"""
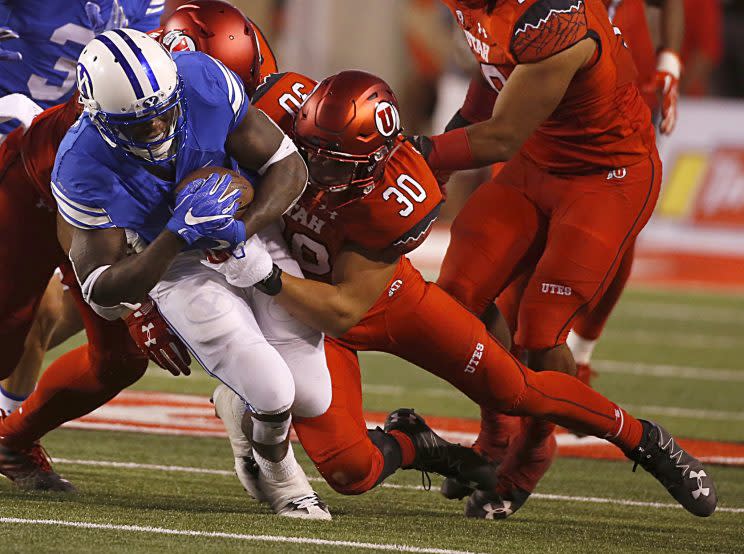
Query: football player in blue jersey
51 28 333 518
0 0 165 139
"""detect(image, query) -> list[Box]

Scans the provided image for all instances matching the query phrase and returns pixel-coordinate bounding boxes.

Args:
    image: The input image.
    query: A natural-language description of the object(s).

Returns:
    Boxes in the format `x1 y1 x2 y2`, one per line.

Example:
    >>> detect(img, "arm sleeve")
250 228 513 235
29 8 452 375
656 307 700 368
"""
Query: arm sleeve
387 202 442 257
207 56 250 133
459 72 499 125
510 0 590 64
51 180 114 230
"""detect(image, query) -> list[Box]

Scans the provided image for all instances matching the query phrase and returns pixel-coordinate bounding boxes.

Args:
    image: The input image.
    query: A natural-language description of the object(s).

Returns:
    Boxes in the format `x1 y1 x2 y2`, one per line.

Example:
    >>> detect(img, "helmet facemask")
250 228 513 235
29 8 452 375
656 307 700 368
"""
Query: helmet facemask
90 80 186 164
298 139 392 210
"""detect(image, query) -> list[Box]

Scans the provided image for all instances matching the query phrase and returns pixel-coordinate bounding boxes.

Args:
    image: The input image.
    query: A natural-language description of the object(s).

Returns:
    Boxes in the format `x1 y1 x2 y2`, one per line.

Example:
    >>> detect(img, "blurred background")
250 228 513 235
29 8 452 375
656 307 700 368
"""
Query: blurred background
204 0 743 289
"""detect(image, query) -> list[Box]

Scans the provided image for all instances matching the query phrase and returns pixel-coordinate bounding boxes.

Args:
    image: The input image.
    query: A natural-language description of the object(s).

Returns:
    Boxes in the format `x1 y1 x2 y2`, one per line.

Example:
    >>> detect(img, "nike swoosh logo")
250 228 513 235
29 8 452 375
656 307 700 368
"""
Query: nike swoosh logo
184 209 230 226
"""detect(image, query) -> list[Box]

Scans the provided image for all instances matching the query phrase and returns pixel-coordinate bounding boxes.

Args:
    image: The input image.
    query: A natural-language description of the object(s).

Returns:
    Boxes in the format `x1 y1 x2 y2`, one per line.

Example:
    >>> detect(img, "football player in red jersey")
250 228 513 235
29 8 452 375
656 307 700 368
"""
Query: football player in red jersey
405 0 678 516
205 69 716 518
568 0 683 385
0 0 274 491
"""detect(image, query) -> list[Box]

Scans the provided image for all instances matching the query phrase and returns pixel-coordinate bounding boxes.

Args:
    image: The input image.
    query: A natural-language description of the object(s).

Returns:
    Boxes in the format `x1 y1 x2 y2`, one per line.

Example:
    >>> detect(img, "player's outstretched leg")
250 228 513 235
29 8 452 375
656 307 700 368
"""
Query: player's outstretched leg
212 384 330 520
383 281 717 517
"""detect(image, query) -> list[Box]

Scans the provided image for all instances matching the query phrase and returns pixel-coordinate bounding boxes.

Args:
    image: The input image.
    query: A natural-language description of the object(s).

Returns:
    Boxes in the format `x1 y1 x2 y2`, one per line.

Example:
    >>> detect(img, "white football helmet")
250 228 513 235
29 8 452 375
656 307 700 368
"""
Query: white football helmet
76 28 185 163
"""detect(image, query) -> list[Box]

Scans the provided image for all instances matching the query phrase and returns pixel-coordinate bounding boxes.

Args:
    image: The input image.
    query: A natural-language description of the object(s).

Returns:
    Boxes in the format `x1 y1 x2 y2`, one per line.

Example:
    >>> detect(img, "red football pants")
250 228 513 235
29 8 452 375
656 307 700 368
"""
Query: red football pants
293 258 640 495
438 152 662 349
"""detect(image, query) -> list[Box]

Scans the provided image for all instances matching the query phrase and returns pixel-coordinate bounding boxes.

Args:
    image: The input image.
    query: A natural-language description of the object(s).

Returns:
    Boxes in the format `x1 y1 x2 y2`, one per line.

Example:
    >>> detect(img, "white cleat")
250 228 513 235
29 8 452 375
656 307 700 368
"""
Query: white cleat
258 455 332 520
211 384 266 502
276 492 332 520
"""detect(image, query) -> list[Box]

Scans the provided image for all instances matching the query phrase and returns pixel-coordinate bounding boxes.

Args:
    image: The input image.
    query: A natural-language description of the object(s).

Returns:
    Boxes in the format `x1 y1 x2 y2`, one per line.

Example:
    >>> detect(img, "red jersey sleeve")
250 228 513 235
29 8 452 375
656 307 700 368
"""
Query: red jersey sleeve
344 139 443 257
510 0 590 64
251 72 318 134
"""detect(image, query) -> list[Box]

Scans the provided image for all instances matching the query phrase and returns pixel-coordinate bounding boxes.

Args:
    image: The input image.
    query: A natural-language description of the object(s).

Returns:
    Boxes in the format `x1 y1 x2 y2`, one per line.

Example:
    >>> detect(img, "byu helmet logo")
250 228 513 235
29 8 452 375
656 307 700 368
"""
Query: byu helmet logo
375 101 400 137
77 63 94 99
143 95 160 108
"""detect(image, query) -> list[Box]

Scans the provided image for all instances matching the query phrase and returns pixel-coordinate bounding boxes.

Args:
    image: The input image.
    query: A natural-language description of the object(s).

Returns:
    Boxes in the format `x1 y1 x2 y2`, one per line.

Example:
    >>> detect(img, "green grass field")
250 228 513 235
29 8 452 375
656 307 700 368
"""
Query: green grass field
2 287 743 553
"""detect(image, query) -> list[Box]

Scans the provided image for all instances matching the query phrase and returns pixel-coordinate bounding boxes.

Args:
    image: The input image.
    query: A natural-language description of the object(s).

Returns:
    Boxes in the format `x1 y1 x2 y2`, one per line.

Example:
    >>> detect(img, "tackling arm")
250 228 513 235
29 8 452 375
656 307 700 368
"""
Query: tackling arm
275 249 399 338
423 38 596 171
226 105 308 238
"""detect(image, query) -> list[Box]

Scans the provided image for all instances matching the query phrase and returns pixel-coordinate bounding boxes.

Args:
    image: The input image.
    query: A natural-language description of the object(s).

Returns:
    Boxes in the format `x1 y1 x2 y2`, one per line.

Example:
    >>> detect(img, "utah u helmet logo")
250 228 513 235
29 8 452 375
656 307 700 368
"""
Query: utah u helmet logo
374 101 400 137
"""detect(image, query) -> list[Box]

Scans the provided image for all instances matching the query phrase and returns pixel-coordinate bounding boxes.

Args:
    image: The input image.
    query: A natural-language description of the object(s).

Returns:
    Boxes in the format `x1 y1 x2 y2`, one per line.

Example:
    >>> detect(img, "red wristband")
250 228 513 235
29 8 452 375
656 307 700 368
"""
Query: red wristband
428 127 476 171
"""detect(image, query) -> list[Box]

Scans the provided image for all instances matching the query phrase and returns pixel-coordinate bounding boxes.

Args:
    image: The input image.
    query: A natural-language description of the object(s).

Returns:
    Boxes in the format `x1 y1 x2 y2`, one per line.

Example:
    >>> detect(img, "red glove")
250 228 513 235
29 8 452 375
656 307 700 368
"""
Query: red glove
125 298 191 376
655 50 682 135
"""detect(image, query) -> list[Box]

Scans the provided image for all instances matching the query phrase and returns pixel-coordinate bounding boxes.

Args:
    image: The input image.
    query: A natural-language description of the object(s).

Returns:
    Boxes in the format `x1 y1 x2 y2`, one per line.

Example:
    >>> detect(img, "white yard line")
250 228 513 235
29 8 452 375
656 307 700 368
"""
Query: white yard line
53 458 744 514
601 330 742 349
615 301 744 324
623 404 744 422
0 518 485 554
592 360 744 382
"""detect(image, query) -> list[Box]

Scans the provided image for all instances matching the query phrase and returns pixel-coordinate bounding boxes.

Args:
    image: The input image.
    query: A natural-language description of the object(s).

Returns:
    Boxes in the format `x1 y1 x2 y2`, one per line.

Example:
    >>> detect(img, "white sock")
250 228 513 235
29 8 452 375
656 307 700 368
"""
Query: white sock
253 444 298 483
0 386 27 415
566 330 597 366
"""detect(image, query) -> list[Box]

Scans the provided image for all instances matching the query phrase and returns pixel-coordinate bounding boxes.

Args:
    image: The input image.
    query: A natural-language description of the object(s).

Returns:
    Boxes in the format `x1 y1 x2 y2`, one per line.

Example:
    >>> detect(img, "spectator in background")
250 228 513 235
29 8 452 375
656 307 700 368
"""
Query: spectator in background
680 0 722 96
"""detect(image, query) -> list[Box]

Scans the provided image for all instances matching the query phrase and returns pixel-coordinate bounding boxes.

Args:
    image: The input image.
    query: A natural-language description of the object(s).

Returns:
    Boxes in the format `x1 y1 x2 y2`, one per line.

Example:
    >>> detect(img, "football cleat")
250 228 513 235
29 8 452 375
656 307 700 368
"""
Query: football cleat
211 384 266 502
384 408 498 490
0 440 75 492
440 458 500 500
277 492 332 520
258 458 332 520
630 420 717 517
464 487 531 520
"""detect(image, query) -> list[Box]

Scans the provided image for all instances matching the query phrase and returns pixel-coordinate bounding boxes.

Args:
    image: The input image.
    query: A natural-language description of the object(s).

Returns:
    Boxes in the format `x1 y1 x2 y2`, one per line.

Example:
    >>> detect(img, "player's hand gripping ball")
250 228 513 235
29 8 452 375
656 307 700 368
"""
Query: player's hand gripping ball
168 167 254 248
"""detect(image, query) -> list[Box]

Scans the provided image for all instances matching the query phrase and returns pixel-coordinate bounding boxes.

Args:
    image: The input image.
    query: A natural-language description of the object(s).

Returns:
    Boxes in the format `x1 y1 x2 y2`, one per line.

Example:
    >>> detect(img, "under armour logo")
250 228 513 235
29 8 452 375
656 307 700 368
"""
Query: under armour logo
482 500 512 519
690 470 710 499
142 322 156 347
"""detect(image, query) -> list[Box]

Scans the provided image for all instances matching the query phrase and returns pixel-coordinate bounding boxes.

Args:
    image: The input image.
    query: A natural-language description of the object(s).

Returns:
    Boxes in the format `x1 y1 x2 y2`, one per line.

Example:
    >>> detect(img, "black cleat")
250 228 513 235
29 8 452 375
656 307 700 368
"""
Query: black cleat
384 408 498 490
0 441 75 492
464 487 531 520
630 420 717 517
440 458 500 500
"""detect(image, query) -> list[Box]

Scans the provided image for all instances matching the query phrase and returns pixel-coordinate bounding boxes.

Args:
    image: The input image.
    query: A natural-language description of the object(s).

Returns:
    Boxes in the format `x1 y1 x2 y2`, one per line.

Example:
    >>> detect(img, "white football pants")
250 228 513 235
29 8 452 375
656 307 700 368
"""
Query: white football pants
149 223 331 418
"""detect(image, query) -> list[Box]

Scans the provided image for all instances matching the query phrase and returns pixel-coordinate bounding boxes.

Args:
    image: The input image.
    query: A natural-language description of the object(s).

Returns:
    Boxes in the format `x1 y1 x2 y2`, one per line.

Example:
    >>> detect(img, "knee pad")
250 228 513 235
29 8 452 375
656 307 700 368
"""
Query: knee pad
315 441 381 496
251 413 291 445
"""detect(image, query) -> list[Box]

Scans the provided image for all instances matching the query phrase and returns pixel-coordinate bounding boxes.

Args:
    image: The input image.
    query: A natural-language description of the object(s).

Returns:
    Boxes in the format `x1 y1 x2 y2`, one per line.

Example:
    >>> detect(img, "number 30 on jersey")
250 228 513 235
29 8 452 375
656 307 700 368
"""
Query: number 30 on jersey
383 174 427 217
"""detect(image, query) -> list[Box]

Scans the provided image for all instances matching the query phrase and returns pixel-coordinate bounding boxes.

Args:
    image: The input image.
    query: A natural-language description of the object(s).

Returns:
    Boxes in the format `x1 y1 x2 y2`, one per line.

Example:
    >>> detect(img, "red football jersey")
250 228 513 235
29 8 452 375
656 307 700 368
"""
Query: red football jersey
252 72 444 283
0 95 81 205
442 0 655 172
605 0 657 110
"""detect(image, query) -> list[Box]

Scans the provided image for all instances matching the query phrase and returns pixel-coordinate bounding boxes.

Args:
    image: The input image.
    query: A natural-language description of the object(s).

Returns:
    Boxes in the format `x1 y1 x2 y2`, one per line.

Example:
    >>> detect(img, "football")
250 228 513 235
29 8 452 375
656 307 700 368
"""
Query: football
175 166 254 218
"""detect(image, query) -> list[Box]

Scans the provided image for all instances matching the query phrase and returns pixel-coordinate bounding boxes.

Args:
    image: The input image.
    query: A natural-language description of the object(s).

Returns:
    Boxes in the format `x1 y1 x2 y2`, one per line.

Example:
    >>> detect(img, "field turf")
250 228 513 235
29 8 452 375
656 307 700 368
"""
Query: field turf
2 287 743 553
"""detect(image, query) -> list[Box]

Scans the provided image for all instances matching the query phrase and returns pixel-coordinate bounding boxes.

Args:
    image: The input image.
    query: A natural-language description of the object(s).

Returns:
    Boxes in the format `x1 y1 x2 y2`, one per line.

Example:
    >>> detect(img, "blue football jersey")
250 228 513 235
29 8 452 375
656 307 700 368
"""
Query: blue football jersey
51 51 252 246
0 0 164 135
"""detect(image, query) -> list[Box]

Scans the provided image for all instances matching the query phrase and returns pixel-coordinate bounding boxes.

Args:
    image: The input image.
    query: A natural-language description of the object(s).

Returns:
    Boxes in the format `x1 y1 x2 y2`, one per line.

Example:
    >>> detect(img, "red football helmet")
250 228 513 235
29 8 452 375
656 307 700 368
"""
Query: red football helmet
158 0 273 95
294 70 402 209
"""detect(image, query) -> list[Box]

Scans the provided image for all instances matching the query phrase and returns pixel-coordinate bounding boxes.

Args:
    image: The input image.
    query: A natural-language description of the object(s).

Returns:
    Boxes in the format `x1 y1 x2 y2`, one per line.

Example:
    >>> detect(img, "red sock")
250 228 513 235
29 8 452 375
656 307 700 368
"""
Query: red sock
388 430 416 467
511 366 644 455
0 344 146 448
573 242 635 340
495 419 558 493
473 406 520 462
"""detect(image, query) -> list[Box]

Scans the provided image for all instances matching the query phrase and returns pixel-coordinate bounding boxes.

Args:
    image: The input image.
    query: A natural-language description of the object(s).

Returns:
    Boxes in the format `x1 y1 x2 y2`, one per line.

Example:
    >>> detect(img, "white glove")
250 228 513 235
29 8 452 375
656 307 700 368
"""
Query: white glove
201 235 274 288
